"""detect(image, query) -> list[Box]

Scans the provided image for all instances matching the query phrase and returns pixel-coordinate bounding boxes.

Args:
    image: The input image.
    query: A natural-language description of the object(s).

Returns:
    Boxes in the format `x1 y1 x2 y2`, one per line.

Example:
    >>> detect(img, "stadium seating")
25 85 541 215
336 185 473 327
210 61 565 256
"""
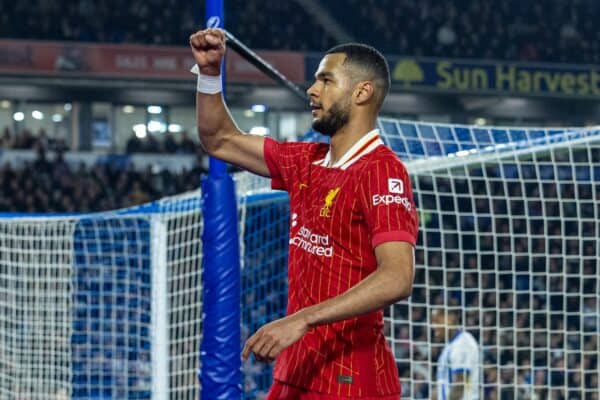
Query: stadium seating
1 0 598 62
0 149 205 212
322 0 600 63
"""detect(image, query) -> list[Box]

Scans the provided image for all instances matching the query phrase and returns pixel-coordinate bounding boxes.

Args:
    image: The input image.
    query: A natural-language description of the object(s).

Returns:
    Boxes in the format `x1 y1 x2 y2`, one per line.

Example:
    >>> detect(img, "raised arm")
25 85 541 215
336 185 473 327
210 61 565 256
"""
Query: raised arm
189 28 270 176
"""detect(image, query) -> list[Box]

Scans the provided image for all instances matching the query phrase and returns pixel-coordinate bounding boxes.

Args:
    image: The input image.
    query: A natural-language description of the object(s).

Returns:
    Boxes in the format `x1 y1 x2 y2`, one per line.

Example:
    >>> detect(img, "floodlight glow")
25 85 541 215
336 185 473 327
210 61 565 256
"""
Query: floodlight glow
32 110 44 120
13 112 24 121
148 120 165 133
251 104 266 113
52 114 63 123
168 124 183 133
249 126 269 136
133 124 147 138
147 105 162 114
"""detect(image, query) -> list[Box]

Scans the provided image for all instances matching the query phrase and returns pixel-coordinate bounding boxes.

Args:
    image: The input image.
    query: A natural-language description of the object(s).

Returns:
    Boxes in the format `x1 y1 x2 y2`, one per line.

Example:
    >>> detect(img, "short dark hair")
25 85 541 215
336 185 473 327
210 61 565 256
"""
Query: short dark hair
325 43 391 107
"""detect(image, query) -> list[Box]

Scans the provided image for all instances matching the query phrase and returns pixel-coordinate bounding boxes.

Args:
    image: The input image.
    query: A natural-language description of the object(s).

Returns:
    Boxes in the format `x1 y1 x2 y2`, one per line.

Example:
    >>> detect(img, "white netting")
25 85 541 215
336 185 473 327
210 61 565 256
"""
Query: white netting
161 192 203 400
0 220 73 400
0 190 203 400
380 122 600 399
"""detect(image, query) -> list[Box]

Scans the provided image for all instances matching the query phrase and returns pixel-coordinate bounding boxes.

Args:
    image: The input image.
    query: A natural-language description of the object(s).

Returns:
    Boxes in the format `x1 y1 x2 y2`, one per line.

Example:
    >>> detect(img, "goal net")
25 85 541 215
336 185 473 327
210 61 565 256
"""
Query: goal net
378 120 599 399
0 191 203 400
237 121 600 399
0 120 598 399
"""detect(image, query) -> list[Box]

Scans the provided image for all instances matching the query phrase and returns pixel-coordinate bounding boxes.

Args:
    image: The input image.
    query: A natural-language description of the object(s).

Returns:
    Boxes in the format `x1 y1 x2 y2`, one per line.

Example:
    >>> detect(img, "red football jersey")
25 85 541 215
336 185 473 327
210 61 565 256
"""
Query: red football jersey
263 129 419 397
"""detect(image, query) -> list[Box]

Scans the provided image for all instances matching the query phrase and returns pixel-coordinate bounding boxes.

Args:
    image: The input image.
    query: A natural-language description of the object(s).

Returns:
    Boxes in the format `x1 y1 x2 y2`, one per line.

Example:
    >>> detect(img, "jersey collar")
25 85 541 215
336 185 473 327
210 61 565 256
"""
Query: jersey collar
314 129 383 170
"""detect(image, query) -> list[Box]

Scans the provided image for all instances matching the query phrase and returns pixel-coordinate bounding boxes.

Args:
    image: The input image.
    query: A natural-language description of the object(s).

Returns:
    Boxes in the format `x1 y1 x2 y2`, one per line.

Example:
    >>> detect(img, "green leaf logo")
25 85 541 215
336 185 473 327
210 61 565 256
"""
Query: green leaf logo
393 59 424 87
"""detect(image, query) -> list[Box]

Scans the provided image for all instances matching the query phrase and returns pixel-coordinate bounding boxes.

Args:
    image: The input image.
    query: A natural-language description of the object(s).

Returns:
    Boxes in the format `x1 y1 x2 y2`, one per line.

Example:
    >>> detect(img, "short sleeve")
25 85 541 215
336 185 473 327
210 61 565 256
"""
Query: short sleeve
359 156 419 248
264 138 312 192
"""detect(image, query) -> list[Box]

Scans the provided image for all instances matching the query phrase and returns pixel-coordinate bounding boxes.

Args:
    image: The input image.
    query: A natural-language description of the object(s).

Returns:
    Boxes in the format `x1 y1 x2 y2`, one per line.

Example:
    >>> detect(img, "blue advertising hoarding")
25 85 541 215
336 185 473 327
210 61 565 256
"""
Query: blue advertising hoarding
306 54 600 98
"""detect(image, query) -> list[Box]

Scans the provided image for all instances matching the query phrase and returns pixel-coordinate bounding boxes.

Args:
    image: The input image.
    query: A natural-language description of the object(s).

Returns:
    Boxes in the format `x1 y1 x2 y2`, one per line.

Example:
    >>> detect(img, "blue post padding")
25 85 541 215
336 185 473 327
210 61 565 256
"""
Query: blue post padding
200 1 241 397
199 174 242 399
206 0 227 178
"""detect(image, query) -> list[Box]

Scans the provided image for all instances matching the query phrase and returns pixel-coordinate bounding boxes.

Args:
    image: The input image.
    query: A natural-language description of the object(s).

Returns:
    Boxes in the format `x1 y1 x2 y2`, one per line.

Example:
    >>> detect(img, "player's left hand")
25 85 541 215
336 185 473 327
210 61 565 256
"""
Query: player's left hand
242 311 309 363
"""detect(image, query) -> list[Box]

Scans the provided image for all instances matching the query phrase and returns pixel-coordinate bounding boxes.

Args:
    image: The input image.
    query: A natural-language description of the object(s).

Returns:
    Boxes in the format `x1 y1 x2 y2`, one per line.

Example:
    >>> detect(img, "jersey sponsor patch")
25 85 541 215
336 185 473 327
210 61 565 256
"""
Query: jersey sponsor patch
388 178 404 194
372 194 412 211
289 214 333 257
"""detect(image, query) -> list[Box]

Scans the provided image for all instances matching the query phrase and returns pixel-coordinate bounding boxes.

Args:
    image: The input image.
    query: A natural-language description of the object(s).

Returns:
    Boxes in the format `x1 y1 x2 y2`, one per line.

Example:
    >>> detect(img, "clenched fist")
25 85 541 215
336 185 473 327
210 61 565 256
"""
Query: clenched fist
189 28 226 76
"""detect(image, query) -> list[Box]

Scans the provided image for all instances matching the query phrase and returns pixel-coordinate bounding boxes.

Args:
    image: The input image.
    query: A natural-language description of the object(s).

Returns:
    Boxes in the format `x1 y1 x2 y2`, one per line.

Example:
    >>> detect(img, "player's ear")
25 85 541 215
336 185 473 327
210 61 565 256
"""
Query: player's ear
354 81 374 105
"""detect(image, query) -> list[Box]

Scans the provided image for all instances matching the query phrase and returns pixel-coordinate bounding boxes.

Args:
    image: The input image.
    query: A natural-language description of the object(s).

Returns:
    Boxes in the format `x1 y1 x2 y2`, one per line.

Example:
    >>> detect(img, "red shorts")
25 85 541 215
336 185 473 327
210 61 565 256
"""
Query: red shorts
266 380 401 400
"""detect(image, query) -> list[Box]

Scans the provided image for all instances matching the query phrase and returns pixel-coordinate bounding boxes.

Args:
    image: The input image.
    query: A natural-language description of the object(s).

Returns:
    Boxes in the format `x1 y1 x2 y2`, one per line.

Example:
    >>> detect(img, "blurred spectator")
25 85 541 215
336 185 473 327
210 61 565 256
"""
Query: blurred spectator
1 0 600 63
322 0 600 63
437 22 457 47
14 128 36 149
163 133 178 153
178 131 196 154
0 149 205 213
125 130 198 154
144 133 161 153
0 0 336 52
125 132 144 153
0 126 14 148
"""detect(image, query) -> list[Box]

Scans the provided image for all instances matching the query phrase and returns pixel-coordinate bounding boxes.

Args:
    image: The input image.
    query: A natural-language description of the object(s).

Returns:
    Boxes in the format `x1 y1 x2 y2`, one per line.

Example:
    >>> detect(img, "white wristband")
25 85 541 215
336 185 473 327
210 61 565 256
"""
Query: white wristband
190 64 222 94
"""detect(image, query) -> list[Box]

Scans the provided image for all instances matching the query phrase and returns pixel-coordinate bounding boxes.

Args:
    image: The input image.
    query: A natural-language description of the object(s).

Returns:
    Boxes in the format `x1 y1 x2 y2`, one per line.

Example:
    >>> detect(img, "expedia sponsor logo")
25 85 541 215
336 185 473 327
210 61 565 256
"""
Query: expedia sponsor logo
388 178 404 194
372 194 412 211
289 221 333 257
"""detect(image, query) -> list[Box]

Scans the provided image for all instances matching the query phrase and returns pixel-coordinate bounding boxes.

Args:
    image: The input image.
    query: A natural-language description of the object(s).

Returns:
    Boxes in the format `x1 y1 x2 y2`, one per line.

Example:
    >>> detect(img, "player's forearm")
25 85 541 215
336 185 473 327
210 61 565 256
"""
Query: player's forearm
196 92 241 156
300 263 412 328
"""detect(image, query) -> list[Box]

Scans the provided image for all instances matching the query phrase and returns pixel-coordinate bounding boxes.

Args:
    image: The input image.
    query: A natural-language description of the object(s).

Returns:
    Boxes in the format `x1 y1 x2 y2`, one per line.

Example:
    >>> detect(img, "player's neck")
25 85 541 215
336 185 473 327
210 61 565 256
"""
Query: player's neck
328 119 376 166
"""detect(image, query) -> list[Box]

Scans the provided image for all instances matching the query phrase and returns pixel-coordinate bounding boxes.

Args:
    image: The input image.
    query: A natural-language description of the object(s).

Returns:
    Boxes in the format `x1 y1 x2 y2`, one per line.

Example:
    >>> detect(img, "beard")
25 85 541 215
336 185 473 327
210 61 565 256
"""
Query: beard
312 98 351 137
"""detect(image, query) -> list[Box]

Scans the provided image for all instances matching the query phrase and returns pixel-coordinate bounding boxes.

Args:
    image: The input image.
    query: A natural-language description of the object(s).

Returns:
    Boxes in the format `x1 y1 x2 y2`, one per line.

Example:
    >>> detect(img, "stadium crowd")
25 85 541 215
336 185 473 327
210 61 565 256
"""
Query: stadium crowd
1 0 599 63
1 126 69 152
0 0 334 52
124 130 198 154
0 126 199 154
323 0 600 64
0 145 205 213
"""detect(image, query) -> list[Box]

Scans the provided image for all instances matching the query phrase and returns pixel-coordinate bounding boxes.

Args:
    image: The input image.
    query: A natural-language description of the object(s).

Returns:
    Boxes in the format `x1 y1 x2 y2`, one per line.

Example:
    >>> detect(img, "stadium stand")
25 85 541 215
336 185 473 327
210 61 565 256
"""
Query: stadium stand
0 2 598 398
0 0 335 51
1 0 598 62
321 0 600 63
0 147 205 213
0 125 198 154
